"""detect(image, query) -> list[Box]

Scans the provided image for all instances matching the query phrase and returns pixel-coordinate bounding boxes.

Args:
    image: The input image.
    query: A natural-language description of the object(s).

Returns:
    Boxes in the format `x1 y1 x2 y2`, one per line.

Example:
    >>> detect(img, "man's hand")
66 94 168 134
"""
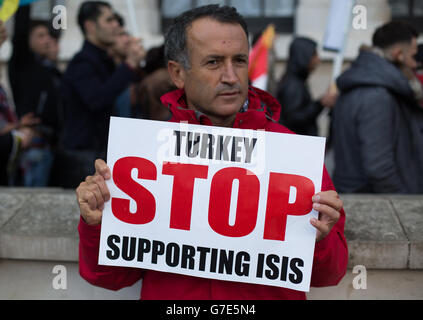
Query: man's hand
319 83 338 109
19 112 41 128
17 127 35 149
125 37 146 69
310 190 343 242
76 159 111 226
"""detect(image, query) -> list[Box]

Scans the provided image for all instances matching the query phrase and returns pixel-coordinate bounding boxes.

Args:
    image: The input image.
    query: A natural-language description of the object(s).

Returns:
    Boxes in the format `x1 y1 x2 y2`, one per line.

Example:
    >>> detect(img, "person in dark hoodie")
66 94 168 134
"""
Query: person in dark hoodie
333 21 423 194
276 37 337 136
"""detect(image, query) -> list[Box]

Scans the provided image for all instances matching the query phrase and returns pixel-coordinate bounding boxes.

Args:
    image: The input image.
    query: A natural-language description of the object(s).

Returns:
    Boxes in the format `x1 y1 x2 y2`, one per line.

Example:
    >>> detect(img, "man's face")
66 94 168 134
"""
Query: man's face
402 37 418 70
391 37 418 70
111 27 131 58
175 18 249 124
47 38 59 62
29 25 51 57
309 52 320 72
93 6 119 47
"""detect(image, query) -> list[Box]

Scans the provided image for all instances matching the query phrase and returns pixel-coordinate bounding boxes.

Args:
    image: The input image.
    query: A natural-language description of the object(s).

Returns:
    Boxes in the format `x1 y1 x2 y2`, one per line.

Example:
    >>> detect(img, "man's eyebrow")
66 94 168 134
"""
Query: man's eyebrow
203 54 249 60
234 54 249 60
204 54 224 60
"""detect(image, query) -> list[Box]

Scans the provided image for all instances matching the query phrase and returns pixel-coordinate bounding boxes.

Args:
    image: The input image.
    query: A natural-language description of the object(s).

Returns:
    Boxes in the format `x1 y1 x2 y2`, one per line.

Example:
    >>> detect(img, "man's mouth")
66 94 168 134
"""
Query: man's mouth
219 91 240 96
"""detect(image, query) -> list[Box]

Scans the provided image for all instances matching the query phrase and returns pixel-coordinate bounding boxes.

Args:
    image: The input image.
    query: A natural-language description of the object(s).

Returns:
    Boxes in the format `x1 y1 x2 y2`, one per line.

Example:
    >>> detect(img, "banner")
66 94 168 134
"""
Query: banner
0 0 41 22
0 0 18 22
323 0 355 52
99 117 326 292
19 0 40 6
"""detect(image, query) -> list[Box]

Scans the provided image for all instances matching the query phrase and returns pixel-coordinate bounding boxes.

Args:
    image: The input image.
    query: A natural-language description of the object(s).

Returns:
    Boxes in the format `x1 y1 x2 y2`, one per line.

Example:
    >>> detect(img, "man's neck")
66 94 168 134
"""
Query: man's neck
187 104 237 128
86 34 108 51
209 114 237 128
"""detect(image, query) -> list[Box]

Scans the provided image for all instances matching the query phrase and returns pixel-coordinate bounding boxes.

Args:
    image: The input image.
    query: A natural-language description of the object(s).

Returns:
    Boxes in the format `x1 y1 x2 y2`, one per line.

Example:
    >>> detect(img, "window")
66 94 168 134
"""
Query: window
161 0 297 35
389 0 423 32
30 0 65 20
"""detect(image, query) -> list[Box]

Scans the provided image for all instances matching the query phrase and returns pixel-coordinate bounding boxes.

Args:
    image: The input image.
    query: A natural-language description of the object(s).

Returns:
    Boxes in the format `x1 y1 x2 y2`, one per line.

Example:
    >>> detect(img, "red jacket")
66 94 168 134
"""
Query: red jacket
78 87 348 300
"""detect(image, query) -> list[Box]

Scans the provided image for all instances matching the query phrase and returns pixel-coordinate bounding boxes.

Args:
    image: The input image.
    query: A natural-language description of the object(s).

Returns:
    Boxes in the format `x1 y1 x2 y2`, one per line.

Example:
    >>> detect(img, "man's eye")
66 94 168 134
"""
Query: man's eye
207 60 218 65
235 58 247 65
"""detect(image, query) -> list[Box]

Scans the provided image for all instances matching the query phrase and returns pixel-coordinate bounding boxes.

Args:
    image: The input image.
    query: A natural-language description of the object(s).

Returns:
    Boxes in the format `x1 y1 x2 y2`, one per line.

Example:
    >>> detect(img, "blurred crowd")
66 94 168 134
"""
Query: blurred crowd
276 21 423 194
0 1 176 188
0 1 422 194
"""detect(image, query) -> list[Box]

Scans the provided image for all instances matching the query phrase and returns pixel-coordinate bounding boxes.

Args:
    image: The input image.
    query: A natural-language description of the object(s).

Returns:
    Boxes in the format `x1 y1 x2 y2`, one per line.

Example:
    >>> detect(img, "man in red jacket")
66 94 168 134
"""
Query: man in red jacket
76 4 348 300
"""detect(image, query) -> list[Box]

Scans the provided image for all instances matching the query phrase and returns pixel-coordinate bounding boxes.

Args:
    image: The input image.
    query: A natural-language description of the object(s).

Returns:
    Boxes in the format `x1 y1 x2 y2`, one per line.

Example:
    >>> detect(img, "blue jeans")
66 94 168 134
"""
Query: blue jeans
20 148 54 187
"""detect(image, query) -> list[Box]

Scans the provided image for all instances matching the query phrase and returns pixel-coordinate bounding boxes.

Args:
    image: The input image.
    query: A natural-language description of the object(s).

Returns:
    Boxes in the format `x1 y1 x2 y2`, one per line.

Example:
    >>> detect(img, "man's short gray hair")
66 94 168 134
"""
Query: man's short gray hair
164 4 249 70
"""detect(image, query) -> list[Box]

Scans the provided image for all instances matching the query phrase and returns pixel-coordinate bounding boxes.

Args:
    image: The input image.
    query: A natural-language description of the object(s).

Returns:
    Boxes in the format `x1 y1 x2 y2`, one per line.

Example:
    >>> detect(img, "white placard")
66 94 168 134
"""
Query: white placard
323 0 355 52
98 117 326 292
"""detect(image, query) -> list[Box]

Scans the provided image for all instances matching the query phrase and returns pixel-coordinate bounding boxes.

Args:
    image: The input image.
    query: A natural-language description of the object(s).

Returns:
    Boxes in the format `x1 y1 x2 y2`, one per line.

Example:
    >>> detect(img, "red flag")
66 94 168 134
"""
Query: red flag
248 24 275 91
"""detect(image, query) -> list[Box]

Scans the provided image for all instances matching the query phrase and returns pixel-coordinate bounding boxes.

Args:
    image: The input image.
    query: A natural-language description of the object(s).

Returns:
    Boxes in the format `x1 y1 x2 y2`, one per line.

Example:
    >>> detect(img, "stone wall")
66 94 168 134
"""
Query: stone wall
0 188 422 269
0 188 422 299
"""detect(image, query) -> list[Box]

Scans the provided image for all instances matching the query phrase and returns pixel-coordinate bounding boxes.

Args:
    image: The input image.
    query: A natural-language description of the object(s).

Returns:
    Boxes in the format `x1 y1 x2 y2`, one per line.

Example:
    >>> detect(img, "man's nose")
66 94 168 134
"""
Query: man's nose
112 20 119 30
221 62 238 84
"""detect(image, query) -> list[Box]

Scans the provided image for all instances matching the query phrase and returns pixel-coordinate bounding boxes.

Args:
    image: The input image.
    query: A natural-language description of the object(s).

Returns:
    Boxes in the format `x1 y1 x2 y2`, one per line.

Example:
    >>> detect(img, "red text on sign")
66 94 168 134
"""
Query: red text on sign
112 157 315 242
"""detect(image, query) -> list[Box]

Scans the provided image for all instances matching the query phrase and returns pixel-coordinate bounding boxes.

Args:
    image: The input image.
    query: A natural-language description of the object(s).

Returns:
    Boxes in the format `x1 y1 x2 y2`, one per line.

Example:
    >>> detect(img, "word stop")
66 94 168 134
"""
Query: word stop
111 157 315 242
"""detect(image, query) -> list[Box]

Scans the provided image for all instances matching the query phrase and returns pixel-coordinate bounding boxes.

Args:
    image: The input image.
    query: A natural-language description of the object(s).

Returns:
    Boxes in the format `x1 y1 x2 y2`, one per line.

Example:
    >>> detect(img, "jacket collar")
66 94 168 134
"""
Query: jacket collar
82 40 115 69
160 86 281 129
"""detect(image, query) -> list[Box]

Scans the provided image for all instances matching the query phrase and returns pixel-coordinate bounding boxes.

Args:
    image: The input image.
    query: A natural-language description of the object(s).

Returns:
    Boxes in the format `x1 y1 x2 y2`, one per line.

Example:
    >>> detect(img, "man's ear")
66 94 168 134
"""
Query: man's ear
389 46 404 63
168 60 186 89
84 20 96 36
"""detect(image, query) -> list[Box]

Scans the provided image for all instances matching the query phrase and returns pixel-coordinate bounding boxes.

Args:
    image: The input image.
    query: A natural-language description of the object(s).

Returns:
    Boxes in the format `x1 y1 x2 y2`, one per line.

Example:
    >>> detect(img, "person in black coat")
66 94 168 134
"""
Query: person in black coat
276 37 337 136
8 6 62 186
9 6 62 136
59 1 145 188
332 21 423 194
1 18 39 185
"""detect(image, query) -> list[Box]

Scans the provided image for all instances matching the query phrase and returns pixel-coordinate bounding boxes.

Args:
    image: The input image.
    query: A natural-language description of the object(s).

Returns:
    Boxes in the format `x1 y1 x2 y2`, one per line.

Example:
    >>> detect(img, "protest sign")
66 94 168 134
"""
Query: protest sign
98 117 326 292
322 0 355 52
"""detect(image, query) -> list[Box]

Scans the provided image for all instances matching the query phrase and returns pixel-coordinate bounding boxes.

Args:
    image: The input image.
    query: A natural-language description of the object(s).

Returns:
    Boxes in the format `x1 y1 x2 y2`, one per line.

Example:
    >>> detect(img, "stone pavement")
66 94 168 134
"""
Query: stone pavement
0 188 422 299
0 260 421 299
0 188 79 261
341 194 423 269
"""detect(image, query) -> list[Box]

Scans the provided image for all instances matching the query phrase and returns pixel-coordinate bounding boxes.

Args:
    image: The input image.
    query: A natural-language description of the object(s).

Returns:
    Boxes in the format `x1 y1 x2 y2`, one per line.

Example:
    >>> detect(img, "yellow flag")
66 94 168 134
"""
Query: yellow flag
0 0 19 22
261 24 276 49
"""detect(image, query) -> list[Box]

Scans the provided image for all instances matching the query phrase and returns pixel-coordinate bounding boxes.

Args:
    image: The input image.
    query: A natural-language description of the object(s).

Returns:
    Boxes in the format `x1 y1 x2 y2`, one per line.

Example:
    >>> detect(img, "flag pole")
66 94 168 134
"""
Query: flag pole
126 0 140 38
125 0 145 67
331 0 356 82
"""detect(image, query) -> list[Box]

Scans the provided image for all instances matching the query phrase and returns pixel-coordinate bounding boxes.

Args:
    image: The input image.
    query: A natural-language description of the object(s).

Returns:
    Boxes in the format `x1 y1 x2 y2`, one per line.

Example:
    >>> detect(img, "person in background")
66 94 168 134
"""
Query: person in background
135 44 175 121
413 44 423 108
8 6 62 186
59 1 145 188
108 12 145 118
45 26 61 65
333 21 423 194
276 37 337 136
108 12 132 66
0 19 39 185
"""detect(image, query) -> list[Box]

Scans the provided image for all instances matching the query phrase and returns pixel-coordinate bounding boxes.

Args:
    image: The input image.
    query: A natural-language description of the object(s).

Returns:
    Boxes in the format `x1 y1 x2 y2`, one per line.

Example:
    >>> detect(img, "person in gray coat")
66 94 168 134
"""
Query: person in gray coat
333 21 423 194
